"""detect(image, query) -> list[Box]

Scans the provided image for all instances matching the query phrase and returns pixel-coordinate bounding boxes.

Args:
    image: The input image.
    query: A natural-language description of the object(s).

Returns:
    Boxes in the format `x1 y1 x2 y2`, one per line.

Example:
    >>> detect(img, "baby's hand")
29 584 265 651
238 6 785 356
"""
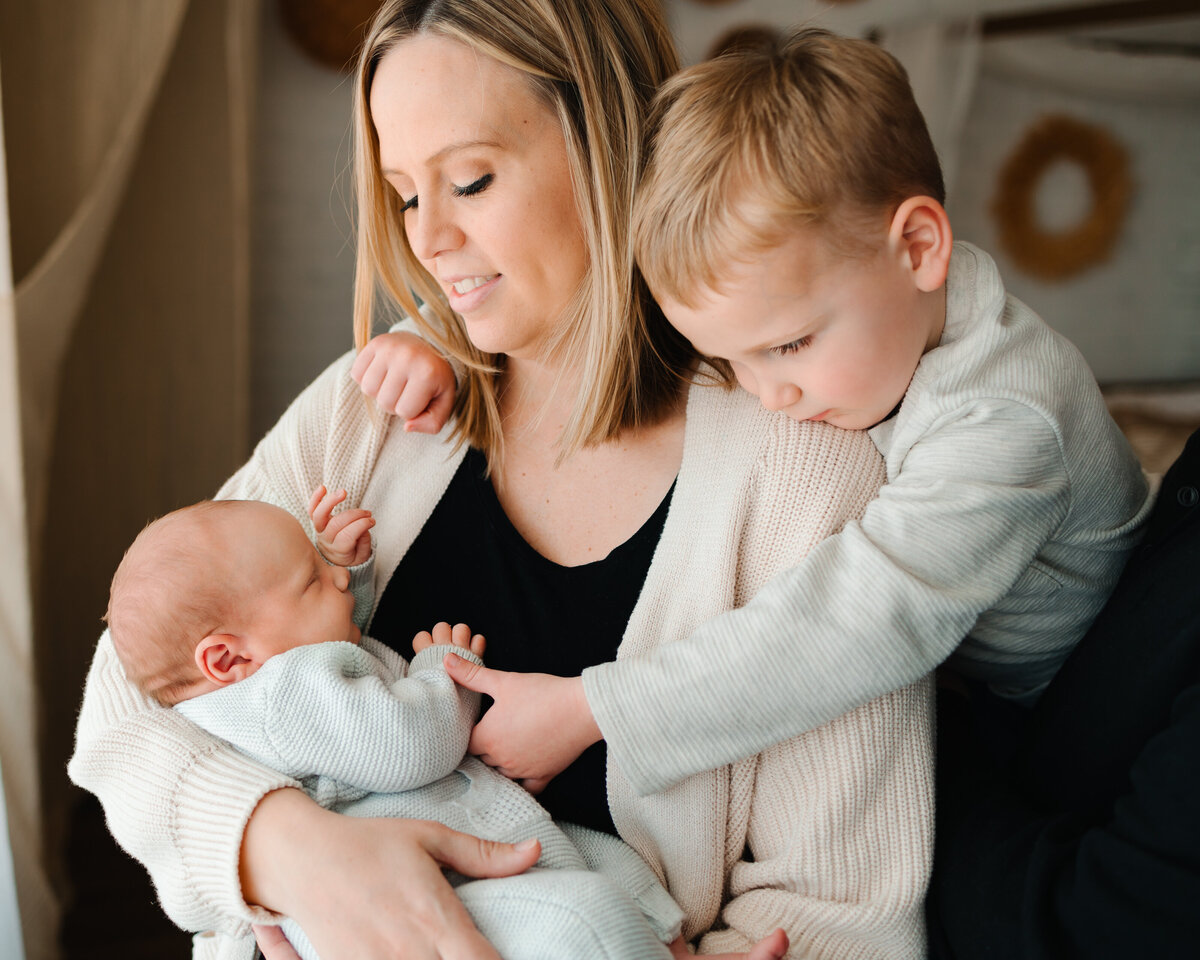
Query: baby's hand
309 485 374 567
351 331 456 435
412 622 486 659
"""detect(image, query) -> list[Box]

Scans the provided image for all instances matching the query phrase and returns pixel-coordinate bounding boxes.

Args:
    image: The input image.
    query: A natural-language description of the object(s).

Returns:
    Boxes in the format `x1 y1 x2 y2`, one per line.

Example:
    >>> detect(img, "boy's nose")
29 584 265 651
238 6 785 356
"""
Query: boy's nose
759 379 801 412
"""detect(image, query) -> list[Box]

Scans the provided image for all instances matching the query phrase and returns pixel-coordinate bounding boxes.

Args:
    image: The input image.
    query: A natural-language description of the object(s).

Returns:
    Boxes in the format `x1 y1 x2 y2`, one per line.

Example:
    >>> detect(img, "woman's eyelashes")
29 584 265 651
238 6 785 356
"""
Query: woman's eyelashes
772 334 813 355
452 172 494 198
399 173 494 213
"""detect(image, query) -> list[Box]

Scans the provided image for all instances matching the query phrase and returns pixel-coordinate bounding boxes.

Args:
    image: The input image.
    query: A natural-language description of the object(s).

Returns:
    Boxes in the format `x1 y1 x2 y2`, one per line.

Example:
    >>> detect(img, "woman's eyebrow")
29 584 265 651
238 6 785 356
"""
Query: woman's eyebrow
381 138 503 177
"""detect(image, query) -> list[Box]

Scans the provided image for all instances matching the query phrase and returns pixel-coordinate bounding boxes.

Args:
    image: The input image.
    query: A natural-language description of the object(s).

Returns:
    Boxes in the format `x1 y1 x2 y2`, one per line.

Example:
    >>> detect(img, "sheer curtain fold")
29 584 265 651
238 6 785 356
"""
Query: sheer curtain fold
0 1 258 955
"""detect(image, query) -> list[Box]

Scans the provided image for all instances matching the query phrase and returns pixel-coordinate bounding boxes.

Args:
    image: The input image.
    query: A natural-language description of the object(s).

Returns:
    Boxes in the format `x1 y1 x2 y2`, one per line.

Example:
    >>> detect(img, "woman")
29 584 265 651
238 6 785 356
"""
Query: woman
68 1 932 957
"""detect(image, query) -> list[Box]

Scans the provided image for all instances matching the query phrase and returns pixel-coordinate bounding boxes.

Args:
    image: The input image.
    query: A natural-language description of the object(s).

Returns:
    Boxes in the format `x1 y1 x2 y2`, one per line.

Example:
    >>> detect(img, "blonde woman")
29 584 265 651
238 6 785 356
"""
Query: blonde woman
69 2 933 958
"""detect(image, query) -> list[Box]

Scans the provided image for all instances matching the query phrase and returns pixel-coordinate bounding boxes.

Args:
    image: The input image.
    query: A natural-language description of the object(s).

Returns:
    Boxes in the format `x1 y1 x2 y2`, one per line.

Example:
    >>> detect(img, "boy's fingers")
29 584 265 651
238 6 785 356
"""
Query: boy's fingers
450 623 473 648
470 633 486 657
442 652 495 694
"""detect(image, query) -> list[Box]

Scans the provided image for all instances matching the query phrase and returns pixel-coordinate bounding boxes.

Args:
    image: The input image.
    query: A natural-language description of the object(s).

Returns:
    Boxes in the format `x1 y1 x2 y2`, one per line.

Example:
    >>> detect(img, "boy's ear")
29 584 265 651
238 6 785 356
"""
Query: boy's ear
195 634 257 686
889 196 953 293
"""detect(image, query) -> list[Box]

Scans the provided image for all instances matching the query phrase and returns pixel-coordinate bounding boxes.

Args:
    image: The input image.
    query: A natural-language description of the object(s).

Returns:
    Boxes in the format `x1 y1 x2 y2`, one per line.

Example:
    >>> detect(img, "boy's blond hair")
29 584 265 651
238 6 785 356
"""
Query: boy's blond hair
634 28 945 309
353 0 693 470
106 501 243 706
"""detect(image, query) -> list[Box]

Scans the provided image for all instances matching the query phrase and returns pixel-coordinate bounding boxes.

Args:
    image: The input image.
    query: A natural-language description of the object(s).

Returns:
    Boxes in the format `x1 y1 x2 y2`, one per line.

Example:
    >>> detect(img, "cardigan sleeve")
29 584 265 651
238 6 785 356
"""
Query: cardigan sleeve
66 351 388 933
588 402 1090 795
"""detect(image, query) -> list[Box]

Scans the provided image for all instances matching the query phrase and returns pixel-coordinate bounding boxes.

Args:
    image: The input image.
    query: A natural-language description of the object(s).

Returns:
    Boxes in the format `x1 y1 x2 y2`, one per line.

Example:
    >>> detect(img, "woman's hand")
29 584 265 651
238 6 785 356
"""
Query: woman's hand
241 788 541 960
441 659 601 793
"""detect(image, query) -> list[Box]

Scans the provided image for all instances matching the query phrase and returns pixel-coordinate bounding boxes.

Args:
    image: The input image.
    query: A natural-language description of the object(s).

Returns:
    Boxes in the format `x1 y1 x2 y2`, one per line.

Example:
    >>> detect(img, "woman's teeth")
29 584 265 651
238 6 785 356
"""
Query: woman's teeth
452 275 496 294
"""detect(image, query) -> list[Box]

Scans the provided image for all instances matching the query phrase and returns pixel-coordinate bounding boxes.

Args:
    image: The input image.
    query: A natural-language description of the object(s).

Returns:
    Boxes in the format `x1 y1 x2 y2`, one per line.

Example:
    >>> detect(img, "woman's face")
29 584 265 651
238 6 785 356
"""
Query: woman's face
371 34 588 360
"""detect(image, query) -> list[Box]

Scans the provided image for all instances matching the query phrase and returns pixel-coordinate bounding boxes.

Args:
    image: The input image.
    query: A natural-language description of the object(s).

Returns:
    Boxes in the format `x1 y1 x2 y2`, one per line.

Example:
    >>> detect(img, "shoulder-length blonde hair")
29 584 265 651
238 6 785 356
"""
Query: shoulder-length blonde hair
353 0 692 466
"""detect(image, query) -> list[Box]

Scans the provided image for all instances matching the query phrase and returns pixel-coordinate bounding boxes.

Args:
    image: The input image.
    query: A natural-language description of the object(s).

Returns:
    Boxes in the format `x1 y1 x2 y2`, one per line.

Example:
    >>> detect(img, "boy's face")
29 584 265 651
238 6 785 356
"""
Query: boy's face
234 503 361 661
659 227 944 431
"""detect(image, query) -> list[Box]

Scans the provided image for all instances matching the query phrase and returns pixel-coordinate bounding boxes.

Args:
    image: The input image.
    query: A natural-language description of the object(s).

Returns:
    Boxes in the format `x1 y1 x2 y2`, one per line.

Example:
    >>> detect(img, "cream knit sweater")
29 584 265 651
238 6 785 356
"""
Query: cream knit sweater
69 352 932 958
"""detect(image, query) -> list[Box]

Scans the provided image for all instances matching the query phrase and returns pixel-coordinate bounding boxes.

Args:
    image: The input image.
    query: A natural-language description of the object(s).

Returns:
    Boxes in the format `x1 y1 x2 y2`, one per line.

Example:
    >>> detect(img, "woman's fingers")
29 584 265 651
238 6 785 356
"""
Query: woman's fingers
422 823 541 877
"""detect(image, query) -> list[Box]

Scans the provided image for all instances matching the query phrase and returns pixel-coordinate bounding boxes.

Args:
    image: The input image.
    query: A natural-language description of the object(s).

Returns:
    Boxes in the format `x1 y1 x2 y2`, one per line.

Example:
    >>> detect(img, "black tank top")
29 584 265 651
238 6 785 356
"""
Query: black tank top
369 446 673 835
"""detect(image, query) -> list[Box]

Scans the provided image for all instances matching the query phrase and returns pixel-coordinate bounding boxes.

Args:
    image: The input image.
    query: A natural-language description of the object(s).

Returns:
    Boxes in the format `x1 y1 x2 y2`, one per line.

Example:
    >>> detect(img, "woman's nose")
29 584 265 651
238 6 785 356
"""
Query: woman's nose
405 196 463 261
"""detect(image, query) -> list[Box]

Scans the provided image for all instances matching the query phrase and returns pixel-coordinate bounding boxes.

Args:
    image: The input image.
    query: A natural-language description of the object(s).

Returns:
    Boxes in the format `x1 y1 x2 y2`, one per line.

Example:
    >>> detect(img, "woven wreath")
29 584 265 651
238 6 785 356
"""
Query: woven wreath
991 114 1132 281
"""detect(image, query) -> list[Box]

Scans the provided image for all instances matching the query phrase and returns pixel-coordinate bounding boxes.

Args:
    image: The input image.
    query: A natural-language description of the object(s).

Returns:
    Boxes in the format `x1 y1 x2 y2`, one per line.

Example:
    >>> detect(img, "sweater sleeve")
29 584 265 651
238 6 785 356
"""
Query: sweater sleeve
587 401 1076 795
66 352 388 932
259 644 481 792
67 631 295 932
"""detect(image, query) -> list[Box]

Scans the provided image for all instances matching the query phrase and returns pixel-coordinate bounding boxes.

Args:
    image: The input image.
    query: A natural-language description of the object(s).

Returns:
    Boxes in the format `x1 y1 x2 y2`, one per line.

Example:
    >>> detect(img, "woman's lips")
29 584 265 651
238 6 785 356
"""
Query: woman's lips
446 273 500 312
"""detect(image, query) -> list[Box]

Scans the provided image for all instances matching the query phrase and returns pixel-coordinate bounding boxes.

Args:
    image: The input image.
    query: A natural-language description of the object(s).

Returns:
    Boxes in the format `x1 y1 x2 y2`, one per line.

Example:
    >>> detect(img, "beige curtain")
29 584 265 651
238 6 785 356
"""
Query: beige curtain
0 1 259 955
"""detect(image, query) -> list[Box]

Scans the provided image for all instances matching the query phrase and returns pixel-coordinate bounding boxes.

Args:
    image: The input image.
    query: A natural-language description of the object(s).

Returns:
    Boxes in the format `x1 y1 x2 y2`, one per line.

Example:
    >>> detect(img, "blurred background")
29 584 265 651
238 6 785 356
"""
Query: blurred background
0 0 1197 957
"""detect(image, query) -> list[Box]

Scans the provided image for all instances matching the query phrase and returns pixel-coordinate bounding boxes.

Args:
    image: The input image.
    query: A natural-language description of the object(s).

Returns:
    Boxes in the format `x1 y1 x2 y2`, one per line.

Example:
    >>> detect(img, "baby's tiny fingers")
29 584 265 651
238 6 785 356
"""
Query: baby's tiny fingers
470 633 486 657
450 623 474 649
412 630 434 652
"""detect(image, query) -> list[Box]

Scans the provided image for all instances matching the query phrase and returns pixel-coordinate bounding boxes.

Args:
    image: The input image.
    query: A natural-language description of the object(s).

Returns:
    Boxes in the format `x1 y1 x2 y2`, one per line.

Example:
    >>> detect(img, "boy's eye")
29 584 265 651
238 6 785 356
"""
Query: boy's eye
772 335 813 355
400 194 418 213
451 173 494 198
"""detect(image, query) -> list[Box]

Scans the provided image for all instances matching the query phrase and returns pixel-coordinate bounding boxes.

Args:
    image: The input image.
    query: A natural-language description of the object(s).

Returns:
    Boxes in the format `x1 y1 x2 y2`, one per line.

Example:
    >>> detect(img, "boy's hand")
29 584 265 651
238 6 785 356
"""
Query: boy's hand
351 331 456 435
309 485 374 567
413 621 486 659
439 661 601 794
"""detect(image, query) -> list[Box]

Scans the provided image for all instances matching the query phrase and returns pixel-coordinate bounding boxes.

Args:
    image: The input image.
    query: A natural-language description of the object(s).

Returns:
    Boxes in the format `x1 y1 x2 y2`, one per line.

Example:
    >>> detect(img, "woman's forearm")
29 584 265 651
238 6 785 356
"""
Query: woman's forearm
67 631 297 931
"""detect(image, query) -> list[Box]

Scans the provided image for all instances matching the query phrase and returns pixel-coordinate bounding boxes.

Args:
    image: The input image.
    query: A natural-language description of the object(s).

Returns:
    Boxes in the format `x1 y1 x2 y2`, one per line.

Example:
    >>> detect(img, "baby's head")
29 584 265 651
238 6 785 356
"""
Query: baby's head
634 28 952 430
107 500 360 706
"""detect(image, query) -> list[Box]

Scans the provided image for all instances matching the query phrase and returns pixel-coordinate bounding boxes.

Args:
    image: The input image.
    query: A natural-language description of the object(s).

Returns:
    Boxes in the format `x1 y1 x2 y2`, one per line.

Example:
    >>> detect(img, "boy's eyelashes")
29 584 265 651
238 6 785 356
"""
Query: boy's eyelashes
771 335 814 356
399 173 495 212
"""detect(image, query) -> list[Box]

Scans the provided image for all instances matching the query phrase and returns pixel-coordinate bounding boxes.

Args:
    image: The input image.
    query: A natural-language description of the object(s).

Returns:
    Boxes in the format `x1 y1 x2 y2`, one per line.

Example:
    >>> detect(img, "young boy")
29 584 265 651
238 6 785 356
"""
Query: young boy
349 28 1152 797
105 490 688 960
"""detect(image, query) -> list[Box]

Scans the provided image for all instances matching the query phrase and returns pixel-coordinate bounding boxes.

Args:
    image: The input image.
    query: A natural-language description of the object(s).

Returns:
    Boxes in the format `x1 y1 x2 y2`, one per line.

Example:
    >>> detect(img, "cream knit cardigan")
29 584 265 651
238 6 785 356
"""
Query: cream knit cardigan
69 352 932 958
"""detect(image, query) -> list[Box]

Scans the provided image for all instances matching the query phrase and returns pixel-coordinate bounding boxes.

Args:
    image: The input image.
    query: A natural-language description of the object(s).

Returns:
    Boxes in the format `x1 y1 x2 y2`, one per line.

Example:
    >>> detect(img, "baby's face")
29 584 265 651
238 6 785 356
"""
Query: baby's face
659 227 943 431
231 503 361 659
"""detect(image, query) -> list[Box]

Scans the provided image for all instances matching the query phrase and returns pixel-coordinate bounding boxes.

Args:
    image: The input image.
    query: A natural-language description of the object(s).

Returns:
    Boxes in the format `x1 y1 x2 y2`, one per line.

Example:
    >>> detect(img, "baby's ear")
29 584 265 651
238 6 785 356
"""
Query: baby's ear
890 196 952 293
195 635 257 686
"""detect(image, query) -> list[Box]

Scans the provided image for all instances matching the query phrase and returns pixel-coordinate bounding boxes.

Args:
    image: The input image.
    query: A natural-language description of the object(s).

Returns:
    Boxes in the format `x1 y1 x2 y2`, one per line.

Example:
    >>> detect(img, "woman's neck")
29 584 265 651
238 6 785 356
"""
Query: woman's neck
498 353 582 446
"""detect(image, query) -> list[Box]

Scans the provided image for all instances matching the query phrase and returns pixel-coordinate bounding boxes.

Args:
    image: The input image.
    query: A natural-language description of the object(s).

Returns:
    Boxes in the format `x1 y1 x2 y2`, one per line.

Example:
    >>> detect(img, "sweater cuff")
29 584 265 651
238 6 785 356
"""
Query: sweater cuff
173 747 300 925
583 660 675 797
410 644 482 674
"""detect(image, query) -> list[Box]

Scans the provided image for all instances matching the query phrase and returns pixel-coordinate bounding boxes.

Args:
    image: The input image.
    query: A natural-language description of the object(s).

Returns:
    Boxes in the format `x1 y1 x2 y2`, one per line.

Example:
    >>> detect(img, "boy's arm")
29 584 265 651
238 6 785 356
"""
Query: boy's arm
254 641 482 793
589 403 1101 795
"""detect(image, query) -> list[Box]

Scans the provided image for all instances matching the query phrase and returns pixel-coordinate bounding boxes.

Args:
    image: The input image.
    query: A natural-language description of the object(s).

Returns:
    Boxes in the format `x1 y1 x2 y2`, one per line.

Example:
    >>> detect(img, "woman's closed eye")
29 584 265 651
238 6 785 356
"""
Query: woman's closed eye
400 174 494 213
451 173 494 198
